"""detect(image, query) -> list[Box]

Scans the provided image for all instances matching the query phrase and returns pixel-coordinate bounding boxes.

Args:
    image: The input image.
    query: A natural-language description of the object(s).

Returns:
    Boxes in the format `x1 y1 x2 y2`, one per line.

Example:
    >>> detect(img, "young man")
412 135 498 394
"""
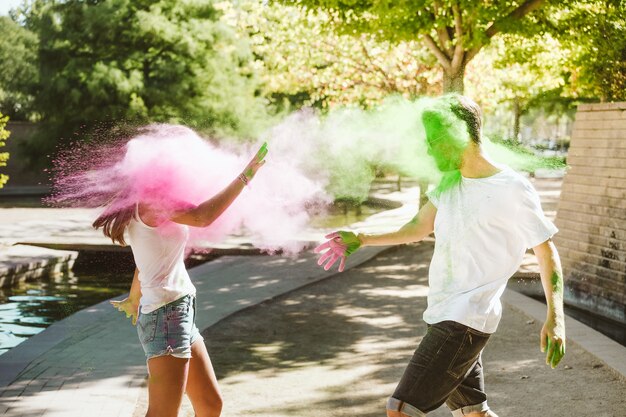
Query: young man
315 95 566 417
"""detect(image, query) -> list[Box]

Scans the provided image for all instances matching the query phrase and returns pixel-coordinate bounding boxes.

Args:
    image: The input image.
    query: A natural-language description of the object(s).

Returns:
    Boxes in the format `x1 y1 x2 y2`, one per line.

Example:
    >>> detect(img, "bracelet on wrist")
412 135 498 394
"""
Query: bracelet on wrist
238 173 249 186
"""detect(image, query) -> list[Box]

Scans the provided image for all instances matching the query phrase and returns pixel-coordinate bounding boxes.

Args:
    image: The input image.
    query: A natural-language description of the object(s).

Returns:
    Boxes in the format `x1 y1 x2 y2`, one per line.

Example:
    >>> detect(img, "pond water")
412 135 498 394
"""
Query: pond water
0 269 131 356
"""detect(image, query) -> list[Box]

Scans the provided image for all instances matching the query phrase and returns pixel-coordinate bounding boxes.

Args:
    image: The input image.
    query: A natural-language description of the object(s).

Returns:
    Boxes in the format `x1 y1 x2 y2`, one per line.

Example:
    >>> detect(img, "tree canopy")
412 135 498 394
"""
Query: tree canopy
18 0 268 164
0 16 39 120
562 0 626 102
281 0 564 93
0 0 621 171
225 1 441 110
466 33 572 139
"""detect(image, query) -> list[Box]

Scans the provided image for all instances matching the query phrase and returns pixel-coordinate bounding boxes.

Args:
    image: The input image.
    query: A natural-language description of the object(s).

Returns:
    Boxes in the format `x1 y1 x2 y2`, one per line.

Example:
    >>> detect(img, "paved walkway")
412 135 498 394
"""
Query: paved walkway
1 176 624 416
0 248 393 416
183 243 625 417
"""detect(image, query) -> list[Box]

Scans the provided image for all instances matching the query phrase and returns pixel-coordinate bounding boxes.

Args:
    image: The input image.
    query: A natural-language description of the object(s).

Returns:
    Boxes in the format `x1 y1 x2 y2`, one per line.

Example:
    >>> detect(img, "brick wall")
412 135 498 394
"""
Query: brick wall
554 102 626 324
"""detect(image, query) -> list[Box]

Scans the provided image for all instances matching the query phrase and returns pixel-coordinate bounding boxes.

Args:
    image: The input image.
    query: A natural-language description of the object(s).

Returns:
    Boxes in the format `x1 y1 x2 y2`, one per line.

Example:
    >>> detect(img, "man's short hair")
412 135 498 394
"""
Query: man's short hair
448 94 482 144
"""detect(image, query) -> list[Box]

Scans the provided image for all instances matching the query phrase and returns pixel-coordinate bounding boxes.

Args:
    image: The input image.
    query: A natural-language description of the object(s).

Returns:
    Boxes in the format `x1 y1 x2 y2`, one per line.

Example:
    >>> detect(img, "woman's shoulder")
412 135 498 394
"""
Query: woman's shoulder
136 203 163 228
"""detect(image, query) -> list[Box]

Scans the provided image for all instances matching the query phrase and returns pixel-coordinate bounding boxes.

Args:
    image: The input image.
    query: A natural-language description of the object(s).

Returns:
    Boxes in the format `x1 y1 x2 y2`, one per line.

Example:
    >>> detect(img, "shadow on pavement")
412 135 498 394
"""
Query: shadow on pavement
198 241 625 417
201 244 434 417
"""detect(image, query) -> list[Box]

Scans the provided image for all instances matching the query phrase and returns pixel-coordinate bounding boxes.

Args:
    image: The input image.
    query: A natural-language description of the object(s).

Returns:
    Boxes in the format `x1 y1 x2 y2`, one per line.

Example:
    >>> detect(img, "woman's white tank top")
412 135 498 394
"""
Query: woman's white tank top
127 205 196 314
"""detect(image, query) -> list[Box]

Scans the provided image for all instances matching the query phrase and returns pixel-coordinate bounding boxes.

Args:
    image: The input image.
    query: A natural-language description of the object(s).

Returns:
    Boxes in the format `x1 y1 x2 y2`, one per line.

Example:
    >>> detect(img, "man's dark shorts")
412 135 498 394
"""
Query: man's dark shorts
387 321 491 417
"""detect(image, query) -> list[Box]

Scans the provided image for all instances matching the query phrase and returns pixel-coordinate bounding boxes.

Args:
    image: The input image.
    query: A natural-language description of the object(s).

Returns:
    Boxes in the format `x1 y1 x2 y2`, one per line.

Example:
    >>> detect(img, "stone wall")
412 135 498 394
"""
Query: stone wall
554 102 626 324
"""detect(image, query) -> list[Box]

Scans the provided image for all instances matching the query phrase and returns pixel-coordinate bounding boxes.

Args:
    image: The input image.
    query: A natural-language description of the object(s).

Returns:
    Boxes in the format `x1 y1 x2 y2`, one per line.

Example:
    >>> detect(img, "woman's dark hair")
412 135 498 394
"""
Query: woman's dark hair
92 204 135 246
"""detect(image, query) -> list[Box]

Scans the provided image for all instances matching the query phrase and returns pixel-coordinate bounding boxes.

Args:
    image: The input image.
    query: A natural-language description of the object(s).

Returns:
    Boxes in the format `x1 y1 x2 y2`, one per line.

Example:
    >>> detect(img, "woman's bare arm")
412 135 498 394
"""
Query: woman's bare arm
140 143 268 228
129 267 141 306
110 267 141 325
170 177 247 227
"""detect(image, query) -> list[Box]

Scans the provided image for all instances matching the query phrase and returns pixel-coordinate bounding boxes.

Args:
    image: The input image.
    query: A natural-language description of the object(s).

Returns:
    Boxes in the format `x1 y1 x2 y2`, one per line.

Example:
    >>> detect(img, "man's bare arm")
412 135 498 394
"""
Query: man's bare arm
359 201 437 247
532 239 566 368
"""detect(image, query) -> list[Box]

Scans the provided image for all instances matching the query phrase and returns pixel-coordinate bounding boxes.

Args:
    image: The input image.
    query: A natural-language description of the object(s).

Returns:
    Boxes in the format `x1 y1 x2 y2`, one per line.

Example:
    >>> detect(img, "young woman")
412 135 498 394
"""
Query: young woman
96 143 268 417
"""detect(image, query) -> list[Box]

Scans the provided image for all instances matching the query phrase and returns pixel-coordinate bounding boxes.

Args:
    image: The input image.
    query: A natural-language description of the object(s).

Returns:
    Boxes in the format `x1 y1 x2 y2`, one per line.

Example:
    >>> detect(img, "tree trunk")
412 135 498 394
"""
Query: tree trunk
513 97 521 141
442 65 465 94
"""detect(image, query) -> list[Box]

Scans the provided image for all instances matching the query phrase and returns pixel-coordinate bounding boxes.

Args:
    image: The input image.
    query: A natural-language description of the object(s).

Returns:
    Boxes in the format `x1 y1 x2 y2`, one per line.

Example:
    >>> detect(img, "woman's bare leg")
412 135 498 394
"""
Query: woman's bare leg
145 355 190 417
185 340 223 417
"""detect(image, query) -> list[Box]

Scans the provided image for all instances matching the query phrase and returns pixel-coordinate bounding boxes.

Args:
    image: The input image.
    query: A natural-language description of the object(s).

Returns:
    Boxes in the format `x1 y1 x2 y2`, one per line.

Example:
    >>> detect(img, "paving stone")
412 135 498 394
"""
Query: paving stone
0 389 23 399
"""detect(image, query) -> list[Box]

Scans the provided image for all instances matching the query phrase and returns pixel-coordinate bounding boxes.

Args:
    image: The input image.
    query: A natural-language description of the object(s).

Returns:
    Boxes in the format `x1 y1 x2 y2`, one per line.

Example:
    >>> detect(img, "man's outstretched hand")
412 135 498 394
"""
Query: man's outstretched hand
314 231 362 272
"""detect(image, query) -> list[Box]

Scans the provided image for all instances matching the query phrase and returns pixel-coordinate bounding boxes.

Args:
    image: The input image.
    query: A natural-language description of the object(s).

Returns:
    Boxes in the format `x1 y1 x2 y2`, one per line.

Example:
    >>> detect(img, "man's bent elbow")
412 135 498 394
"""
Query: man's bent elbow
532 238 558 257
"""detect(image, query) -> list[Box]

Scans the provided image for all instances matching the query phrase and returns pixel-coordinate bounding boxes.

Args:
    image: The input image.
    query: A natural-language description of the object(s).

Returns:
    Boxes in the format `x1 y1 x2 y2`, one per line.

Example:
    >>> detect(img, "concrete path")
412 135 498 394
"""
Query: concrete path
183 243 625 417
0 245 77 288
0 247 390 416
0 208 93 287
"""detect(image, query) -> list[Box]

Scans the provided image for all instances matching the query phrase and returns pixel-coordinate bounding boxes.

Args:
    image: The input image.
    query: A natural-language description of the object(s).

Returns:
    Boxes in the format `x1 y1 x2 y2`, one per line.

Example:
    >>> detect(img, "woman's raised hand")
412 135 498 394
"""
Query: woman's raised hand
242 142 268 182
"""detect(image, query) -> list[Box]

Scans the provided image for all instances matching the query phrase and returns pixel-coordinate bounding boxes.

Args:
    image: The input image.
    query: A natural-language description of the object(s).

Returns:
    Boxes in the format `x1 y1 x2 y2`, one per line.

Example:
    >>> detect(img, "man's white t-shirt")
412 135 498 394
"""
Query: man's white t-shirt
424 166 557 334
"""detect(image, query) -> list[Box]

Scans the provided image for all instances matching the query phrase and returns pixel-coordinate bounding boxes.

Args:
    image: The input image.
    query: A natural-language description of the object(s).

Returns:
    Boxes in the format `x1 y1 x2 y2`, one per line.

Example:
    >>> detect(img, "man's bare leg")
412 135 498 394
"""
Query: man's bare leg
466 411 499 417
387 411 412 417
388 409 498 417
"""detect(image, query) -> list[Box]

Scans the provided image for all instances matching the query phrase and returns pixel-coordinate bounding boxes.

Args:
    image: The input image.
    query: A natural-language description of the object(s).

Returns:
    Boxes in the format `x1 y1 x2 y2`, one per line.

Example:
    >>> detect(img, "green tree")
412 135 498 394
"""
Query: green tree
0 113 9 188
563 0 626 101
224 1 441 110
0 16 39 120
19 0 268 164
283 0 563 93
466 34 572 140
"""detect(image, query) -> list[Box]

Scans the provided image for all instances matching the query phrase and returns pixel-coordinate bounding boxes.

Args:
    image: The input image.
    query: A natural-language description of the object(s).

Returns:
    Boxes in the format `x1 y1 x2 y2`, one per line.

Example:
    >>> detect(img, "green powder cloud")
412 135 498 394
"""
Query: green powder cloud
266 94 565 203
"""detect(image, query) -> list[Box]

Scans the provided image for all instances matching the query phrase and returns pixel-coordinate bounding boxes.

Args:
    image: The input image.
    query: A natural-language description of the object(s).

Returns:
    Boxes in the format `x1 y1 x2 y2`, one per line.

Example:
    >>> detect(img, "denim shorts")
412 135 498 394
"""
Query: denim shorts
387 321 491 417
136 293 203 363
